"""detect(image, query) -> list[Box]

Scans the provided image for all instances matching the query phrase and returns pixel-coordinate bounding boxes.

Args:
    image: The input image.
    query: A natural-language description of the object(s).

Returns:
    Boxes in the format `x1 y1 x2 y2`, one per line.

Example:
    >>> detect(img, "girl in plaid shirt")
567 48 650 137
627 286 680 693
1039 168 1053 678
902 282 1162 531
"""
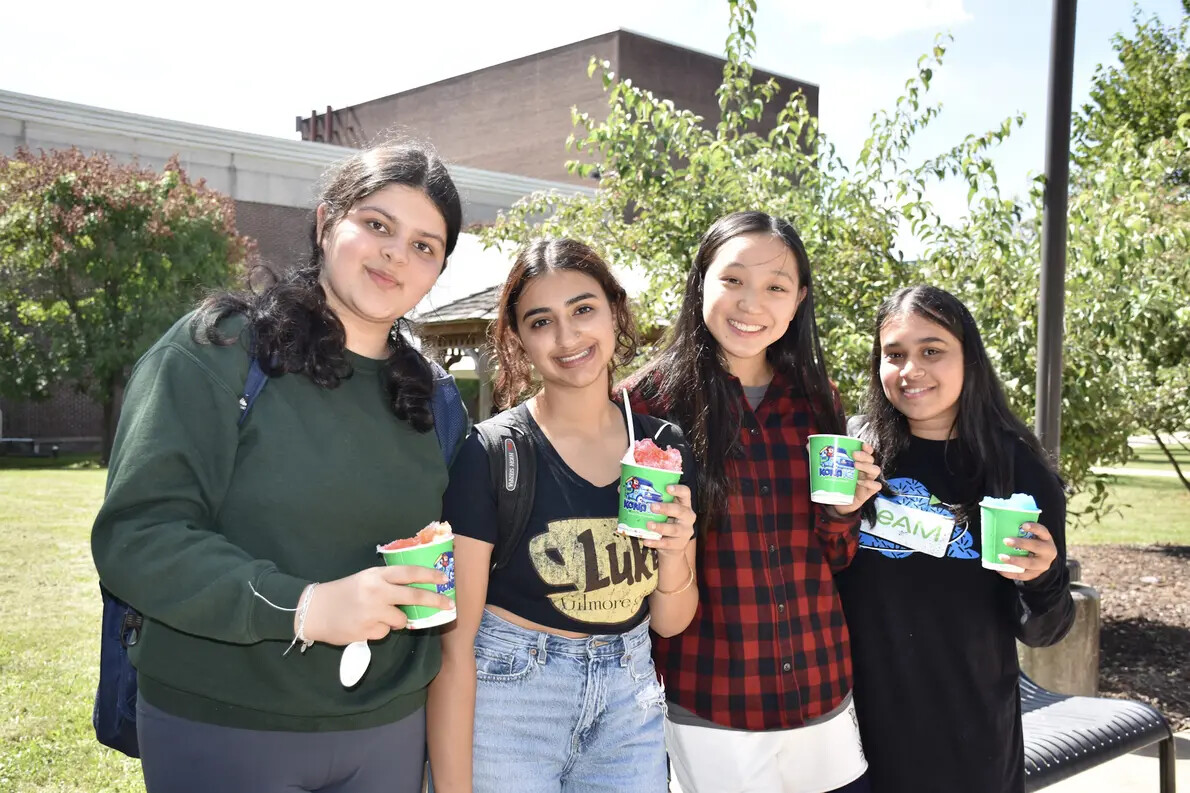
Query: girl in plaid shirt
626 211 883 793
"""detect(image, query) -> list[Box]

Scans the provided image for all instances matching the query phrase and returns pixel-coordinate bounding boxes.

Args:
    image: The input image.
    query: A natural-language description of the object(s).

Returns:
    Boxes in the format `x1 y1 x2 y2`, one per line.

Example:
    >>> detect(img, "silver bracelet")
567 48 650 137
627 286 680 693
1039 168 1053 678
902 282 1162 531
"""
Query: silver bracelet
285 582 319 656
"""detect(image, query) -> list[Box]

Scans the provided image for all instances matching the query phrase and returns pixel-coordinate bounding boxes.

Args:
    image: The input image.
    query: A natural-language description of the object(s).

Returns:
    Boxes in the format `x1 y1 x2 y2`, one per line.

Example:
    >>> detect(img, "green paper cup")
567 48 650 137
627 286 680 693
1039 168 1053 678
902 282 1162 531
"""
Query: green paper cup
807 435 864 506
979 503 1040 573
377 535 456 629
617 461 682 540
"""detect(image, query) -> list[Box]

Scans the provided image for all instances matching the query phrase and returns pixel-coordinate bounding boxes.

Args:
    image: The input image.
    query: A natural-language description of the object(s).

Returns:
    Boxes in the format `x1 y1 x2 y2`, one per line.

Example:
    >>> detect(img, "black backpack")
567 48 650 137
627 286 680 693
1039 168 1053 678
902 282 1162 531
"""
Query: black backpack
473 402 687 570
93 359 467 757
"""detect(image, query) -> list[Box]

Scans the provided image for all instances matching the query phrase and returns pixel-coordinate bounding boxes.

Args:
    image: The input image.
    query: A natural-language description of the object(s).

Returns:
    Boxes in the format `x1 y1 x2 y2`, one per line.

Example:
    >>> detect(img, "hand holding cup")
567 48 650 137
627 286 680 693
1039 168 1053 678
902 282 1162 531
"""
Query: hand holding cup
995 522 1059 582
642 483 696 556
300 564 454 645
831 444 882 516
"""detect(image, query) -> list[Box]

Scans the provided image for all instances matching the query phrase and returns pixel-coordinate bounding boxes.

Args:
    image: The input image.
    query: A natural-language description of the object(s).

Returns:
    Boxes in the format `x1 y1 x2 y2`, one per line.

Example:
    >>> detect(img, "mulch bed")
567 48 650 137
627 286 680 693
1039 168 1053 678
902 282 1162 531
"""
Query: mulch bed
1071 544 1190 732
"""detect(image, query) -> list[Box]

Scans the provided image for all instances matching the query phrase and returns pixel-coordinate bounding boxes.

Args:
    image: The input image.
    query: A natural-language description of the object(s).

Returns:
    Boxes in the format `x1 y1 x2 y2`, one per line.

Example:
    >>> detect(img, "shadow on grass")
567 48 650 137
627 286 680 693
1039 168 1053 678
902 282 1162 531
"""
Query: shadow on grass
1095 474 1190 494
0 453 103 470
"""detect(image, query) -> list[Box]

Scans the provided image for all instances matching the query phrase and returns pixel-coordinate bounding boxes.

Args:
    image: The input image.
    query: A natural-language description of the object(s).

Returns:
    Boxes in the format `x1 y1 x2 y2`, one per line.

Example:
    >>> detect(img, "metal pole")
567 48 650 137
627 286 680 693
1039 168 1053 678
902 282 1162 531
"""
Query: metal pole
1036 0 1078 457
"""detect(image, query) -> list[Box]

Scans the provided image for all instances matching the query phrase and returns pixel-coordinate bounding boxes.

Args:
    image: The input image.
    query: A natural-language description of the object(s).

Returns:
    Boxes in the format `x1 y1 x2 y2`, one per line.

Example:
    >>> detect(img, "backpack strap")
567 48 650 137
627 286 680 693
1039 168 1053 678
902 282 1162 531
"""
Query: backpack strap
474 404 538 571
429 361 468 468
237 358 270 426
637 412 682 443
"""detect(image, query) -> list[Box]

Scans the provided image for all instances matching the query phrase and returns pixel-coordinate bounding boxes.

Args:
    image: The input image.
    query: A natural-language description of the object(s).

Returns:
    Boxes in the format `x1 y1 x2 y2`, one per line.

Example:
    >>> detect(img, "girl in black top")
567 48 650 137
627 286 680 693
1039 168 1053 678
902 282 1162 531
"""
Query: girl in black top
837 285 1075 793
428 239 699 793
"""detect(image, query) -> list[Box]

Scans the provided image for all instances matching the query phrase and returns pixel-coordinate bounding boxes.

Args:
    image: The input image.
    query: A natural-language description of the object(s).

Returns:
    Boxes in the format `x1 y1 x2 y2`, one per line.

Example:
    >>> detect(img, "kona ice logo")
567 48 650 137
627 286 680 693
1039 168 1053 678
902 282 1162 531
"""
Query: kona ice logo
859 477 979 560
434 551 455 593
817 446 857 481
622 475 664 514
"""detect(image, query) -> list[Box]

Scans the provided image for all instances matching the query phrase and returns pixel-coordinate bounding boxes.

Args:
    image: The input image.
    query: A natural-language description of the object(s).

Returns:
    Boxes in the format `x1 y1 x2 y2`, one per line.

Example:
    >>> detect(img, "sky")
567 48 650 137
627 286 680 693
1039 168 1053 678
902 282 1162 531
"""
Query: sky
2 0 1184 255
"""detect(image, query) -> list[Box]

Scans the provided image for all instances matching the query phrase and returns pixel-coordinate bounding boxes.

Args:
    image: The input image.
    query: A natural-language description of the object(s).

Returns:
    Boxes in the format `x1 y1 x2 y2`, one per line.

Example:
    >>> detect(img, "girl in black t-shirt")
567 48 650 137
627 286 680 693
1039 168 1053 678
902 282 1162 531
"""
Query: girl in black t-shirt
428 238 699 793
837 285 1074 793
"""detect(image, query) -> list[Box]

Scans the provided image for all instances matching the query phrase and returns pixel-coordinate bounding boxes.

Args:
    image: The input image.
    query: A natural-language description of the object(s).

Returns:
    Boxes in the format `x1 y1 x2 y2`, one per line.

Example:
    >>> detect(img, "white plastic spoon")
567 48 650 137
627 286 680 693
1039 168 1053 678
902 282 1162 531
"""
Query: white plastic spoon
340 640 371 687
622 387 636 461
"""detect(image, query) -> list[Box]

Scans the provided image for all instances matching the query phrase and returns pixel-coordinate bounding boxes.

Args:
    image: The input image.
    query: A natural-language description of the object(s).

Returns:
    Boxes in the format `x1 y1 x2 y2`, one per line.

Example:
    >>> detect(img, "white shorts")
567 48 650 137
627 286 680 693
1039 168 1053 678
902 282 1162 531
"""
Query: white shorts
666 696 867 793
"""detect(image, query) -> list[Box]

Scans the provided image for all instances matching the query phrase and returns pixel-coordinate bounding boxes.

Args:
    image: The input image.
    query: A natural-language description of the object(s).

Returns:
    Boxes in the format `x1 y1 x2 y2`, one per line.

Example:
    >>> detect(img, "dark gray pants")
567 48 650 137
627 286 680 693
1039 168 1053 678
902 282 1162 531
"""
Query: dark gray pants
137 696 426 793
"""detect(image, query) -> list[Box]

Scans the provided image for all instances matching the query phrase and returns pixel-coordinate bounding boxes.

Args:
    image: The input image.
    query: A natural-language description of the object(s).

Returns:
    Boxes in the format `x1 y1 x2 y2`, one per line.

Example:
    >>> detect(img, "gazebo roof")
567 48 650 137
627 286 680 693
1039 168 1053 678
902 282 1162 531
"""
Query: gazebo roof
419 285 501 325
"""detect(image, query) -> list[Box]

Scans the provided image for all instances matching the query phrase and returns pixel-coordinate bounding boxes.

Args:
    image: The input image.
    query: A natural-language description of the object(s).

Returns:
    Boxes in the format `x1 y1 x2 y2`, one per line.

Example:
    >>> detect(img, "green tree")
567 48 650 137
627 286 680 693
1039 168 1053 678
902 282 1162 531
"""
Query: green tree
1072 5 1190 489
482 0 1189 512
484 1 985 399
1076 2 1190 185
917 3 1190 504
0 148 252 462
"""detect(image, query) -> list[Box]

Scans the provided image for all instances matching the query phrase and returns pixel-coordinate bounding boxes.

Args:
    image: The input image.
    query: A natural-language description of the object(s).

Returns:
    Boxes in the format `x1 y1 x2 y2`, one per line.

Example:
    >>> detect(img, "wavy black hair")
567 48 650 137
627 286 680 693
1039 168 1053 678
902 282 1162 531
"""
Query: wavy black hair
631 211 843 532
192 140 462 431
861 285 1057 497
491 238 639 410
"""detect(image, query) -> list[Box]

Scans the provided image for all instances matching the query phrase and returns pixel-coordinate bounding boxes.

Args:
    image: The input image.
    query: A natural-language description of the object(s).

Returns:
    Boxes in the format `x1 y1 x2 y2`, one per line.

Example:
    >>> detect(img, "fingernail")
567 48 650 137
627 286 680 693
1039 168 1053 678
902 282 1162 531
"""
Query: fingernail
666 485 675 494
651 504 661 513
1004 538 1016 546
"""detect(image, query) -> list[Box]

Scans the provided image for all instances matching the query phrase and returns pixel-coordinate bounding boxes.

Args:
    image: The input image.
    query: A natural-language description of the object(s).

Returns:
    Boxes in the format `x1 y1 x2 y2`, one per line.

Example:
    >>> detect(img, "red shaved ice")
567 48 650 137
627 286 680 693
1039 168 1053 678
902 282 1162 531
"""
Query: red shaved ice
379 521 453 552
632 439 682 472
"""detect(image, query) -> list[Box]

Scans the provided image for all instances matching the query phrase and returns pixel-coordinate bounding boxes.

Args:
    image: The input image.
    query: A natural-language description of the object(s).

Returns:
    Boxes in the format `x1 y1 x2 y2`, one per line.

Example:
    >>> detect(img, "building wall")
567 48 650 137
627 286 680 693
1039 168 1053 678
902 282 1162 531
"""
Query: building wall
616 31 819 134
302 33 620 184
0 390 102 441
235 200 311 272
297 30 819 185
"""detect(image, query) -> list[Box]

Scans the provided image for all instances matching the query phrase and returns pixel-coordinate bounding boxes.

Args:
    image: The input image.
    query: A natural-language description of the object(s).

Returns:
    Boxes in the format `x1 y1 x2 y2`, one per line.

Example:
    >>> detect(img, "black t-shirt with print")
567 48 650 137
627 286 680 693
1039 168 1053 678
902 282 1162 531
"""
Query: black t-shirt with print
444 403 696 634
835 434 1072 793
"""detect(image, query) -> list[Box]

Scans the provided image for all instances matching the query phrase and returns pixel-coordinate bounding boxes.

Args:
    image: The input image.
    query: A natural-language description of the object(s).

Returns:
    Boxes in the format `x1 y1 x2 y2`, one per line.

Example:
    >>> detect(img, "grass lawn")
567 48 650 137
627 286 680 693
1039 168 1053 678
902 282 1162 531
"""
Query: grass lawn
0 458 1185 790
0 453 103 471
1069 474 1190 545
0 466 143 792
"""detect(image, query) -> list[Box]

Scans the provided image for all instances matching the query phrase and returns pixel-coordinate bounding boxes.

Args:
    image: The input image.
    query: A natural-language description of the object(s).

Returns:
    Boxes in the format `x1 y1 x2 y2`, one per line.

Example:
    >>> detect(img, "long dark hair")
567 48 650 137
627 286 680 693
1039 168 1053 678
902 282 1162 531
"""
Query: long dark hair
861 285 1057 496
491 238 639 410
193 140 462 431
632 211 843 532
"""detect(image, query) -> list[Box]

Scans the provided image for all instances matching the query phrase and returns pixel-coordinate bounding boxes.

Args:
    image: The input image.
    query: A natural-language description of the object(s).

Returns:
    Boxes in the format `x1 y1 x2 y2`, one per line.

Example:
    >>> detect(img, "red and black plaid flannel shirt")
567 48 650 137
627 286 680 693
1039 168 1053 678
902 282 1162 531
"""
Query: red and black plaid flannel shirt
629 370 860 730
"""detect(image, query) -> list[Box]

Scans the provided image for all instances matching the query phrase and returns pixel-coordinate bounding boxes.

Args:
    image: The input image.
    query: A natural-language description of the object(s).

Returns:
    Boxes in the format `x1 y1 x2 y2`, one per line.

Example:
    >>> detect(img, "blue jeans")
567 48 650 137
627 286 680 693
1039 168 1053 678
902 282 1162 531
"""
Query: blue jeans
472 609 667 793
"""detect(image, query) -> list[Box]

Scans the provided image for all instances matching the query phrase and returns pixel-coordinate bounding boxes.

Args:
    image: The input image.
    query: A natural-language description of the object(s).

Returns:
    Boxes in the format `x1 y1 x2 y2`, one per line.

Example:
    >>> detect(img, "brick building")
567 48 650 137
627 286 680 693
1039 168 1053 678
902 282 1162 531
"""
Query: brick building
296 29 818 184
0 90 585 446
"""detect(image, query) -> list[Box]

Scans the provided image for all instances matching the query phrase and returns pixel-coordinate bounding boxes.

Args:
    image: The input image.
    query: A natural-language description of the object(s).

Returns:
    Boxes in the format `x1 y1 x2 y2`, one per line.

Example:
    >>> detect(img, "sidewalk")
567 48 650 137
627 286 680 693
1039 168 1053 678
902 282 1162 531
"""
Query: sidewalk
667 730 1188 791
1091 465 1183 478
1129 433 1190 446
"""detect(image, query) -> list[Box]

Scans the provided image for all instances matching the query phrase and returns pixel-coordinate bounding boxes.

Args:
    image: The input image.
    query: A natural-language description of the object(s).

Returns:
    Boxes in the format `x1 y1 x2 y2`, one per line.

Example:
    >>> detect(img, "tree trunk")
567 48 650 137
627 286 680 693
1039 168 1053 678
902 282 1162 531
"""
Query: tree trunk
1151 430 1190 493
100 378 124 466
101 397 115 466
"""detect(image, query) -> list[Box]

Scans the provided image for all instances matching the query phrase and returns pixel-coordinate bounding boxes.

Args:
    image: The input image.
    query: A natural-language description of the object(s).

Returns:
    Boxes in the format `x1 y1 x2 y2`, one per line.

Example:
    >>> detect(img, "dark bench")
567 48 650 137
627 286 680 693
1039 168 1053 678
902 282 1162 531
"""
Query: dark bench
1022 674 1177 791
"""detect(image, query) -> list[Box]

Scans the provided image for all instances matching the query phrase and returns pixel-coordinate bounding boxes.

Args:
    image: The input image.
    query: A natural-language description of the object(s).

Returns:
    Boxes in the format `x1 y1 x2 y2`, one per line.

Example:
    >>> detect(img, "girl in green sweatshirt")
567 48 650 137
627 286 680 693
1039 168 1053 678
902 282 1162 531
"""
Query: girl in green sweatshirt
92 140 464 793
